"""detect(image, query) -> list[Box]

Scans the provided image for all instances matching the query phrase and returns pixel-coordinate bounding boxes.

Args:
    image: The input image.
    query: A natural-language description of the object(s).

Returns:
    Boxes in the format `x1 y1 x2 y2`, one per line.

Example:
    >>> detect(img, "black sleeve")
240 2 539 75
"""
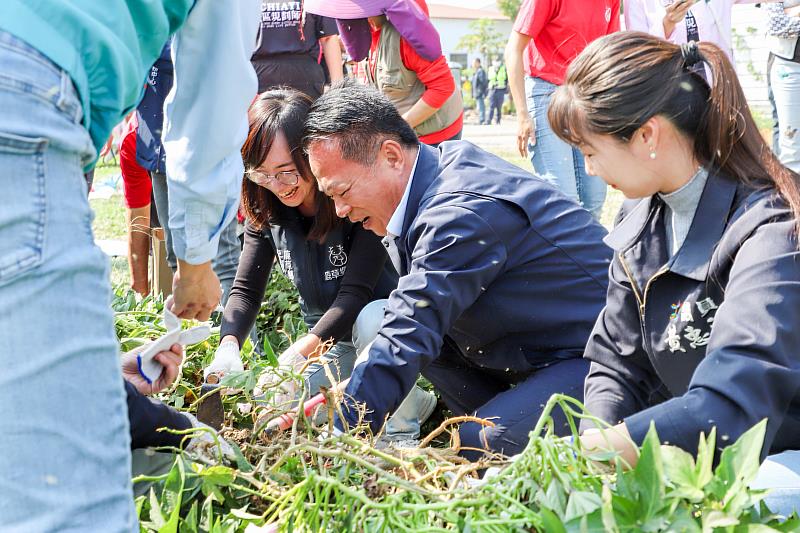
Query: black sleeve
220 223 276 346
316 14 339 38
126 381 192 450
310 224 389 343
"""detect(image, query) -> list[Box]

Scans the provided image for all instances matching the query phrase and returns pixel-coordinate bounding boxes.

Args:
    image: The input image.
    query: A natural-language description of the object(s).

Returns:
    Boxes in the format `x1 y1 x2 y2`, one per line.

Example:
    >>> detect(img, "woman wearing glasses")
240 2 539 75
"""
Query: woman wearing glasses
205 89 436 439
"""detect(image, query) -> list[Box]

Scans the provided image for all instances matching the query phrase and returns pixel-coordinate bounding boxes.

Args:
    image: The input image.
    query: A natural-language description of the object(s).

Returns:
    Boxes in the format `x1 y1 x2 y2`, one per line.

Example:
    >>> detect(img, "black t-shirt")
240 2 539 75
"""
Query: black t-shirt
251 1 339 61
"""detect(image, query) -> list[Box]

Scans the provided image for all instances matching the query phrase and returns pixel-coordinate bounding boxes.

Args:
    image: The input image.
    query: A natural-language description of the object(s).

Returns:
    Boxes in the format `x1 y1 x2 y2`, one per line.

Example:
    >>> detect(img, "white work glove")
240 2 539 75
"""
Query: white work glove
254 348 307 406
204 340 244 379
138 303 211 384
182 412 236 464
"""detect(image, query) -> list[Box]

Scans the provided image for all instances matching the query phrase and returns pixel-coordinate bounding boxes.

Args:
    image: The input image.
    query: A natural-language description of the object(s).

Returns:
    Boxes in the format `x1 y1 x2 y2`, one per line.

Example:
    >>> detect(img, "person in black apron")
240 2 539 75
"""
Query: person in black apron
251 2 343 98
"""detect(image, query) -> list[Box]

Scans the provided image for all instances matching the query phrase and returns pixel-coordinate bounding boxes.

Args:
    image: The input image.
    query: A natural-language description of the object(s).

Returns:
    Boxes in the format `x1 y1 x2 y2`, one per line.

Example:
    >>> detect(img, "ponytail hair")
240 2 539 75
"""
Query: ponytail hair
549 31 800 236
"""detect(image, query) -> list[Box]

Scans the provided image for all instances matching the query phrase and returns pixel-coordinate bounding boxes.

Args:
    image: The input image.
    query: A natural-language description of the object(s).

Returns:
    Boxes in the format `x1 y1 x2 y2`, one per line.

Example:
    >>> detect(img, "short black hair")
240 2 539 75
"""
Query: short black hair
302 79 418 165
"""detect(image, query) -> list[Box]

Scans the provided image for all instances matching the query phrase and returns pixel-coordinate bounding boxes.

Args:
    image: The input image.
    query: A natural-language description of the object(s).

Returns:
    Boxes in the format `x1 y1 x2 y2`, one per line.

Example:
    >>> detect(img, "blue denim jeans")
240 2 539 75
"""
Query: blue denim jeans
0 31 136 531
475 95 486 124
526 76 606 219
771 56 800 173
150 170 239 303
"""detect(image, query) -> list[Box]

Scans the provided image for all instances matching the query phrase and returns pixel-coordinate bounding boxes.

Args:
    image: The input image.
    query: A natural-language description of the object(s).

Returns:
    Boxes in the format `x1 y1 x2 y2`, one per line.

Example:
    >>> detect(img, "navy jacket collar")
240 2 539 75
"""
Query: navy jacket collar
604 170 738 281
399 143 441 237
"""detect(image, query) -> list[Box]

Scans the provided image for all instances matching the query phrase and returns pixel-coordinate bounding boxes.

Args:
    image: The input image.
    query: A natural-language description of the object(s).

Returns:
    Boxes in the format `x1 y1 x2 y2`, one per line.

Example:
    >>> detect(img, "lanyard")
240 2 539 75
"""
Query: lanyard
685 9 699 42
684 9 706 80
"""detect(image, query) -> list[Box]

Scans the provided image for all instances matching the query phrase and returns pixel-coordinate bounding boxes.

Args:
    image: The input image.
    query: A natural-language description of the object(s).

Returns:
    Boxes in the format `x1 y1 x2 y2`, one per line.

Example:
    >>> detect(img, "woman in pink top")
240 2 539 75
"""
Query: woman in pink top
625 0 760 62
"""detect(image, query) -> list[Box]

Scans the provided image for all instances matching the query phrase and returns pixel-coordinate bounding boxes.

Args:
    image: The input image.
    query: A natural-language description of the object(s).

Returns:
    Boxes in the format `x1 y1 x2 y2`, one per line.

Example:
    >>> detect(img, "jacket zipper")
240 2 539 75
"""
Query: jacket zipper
618 252 668 320
618 252 669 366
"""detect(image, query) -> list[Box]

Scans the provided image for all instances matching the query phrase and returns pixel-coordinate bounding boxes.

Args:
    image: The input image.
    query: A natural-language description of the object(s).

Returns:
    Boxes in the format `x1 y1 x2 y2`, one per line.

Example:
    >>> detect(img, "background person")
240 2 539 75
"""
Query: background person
136 43 240 303
204 89 435 441
471 57 489 125
251 1 342 98
765 1 800 172
305 0 464 147
0 1 258 529
505 0 618 220
303 81 612 461
547 32 800 515
119 115 156 296
487 58 507 125
625 0 759 63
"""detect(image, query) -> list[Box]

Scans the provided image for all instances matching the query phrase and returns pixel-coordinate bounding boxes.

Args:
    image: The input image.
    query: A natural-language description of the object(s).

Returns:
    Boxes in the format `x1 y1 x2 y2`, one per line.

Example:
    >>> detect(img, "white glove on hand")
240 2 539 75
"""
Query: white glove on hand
138 304 212 384
204 340 244 379
277 347 307 370
182 412 236 464
254 348 307 406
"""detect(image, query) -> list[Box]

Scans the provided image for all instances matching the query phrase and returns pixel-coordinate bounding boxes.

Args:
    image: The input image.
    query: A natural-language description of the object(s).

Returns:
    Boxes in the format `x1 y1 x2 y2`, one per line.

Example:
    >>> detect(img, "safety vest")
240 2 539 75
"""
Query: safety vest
365 22 462 137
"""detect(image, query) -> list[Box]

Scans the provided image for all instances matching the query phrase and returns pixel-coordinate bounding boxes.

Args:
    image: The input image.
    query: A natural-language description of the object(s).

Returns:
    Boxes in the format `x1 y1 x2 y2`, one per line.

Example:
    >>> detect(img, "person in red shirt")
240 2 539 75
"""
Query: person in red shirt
505 0 620 219
119 116 155 296
305 0 463 146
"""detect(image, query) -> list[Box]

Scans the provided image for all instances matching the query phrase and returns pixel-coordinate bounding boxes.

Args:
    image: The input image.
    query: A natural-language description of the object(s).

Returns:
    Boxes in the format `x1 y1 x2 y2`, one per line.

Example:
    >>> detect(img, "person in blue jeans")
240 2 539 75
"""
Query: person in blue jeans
505 0 617 220
0 1 259 530
136 44 240 303
471 58 489 124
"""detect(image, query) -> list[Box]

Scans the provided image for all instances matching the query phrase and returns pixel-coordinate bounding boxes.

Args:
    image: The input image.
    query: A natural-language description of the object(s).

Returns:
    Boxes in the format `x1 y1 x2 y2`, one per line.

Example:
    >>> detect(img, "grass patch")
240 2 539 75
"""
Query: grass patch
91 195 127 241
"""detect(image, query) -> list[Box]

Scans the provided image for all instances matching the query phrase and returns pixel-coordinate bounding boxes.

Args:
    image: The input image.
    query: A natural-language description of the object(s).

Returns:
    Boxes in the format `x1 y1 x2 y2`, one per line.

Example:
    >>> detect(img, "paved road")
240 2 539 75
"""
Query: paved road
461 113 518 152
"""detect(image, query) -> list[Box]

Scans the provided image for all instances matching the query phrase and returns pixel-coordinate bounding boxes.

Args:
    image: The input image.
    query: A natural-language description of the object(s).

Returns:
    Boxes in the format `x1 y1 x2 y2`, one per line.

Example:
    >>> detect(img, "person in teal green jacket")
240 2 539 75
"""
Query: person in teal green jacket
0 1 259 530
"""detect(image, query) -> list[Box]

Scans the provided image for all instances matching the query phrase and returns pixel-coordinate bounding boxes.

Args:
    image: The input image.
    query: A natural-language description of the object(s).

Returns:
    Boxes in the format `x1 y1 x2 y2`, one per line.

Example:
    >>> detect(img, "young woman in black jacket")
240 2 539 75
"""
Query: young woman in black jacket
204 89 435 438
548 33 800 514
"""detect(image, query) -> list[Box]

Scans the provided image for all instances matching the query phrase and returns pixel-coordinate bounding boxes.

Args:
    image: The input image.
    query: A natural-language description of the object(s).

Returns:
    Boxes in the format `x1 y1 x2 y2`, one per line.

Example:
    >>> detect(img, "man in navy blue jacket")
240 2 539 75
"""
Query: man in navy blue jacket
304 82 612 459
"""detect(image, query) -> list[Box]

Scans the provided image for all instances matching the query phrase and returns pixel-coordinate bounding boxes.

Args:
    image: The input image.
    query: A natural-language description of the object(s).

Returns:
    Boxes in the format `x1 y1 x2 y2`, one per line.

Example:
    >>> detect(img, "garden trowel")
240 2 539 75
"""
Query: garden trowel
196 372 225 430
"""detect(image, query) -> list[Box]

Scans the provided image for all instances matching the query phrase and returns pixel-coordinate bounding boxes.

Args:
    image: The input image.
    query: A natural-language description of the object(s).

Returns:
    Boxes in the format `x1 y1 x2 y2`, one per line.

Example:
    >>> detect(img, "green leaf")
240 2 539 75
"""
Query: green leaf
198 465 235 487
696 428 716 490
633 424 665 521
736 525 783 533
600 484 619 533
662 506 701 532
158 458 185 533
772 514 800 532
711 420 768 513
564 491 603 523
148 488 166 529
539 507 567 533
182 501 199 533
662 446 704 502
701 509 739 529
200 494 215 531
229 507 264 521
536 478 567 518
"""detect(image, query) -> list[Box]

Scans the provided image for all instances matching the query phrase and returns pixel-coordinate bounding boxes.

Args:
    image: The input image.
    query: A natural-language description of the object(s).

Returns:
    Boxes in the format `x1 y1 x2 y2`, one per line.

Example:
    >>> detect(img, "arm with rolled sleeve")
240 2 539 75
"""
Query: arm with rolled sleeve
338 203 509 432
162 0 259 265
581 254 663 432
624 219 800 458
